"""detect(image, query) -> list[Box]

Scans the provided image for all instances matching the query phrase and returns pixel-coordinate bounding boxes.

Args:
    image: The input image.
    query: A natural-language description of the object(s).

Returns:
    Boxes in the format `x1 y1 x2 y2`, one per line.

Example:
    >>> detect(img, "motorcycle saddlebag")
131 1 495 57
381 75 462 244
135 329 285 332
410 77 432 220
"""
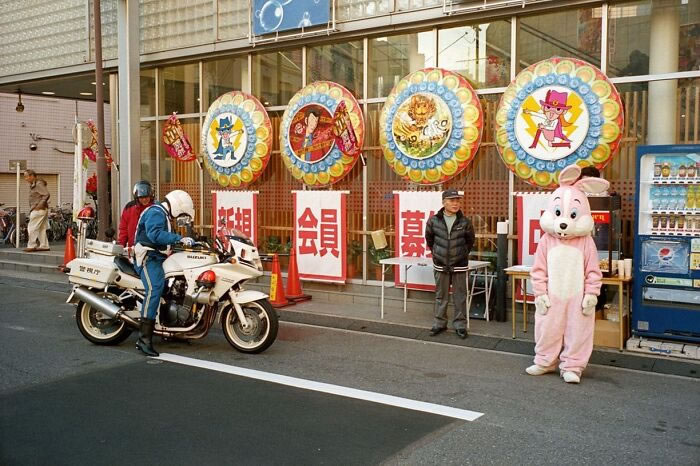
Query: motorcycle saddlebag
66 258 118 288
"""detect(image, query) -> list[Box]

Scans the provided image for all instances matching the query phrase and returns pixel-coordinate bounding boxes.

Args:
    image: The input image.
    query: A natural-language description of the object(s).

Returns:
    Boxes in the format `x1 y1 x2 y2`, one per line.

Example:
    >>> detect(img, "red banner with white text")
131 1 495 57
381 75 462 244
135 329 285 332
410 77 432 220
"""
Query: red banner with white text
293 190 347 283
212 190 258 248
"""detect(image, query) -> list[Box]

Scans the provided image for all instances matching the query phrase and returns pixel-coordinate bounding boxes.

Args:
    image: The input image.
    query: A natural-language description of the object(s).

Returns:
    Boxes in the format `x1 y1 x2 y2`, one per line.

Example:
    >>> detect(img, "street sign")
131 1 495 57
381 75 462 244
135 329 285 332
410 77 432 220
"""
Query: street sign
73 122 92 149
9 160 26 171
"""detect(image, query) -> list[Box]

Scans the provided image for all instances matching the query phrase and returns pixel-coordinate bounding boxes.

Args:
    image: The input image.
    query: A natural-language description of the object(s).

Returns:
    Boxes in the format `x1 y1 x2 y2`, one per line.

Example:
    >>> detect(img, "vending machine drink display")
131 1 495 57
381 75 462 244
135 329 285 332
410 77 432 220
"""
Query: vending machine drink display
633 145 700 343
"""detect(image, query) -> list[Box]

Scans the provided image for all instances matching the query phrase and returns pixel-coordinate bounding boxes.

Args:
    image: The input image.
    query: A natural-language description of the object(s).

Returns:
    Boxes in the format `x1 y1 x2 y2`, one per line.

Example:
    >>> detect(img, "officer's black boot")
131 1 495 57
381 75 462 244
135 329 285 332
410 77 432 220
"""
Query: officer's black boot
136 319 159 357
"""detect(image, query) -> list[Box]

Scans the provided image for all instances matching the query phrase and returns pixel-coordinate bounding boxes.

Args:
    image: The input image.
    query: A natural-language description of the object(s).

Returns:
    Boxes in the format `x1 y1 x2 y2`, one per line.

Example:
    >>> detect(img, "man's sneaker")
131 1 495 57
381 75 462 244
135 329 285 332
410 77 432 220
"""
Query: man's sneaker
526 364 557 376
429 326 446 336
456 328 468 339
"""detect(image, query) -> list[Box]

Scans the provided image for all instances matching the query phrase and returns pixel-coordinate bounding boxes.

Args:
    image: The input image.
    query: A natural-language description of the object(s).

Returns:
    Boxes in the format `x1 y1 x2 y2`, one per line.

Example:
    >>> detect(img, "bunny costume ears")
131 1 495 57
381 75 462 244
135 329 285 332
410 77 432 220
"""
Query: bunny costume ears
558 164 610 195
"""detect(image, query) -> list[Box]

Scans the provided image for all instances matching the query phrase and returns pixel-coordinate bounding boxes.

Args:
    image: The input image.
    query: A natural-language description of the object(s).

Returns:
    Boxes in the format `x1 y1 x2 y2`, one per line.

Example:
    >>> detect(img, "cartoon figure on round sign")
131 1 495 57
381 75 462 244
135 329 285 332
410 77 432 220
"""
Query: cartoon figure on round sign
213 116 243 161
523 90 573 149
290 106 335 163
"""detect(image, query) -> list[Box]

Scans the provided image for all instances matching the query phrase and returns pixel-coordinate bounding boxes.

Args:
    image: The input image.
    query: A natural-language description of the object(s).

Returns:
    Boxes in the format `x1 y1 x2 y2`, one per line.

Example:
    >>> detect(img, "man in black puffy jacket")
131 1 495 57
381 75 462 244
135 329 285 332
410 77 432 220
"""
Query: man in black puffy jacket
425 189 475 339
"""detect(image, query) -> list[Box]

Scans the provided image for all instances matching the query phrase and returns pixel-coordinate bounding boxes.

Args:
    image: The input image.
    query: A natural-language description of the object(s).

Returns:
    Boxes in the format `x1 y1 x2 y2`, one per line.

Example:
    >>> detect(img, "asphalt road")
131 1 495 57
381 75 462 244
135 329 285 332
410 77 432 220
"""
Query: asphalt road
1 281 699 465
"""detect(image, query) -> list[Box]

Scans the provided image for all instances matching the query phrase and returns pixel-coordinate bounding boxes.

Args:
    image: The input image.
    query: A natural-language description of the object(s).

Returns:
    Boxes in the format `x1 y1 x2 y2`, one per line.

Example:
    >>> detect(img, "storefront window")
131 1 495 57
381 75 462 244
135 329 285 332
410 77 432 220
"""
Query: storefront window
140 68 156 117
365 102 400 280
615 81 649 145
519 7 601 70
203 56 249 108
159 63 200 116
252 49 303 107
438 21 511 88
159 116 201 221
607 0 700 78
140 121 157 184
368 31 436 99
307 41 363 98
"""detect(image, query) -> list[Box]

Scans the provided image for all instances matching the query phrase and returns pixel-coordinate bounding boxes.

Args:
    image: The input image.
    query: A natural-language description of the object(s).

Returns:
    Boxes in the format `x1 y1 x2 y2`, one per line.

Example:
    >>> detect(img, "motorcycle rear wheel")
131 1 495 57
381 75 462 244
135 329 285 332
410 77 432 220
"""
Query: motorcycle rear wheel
75 292 132 345
221 299 278 354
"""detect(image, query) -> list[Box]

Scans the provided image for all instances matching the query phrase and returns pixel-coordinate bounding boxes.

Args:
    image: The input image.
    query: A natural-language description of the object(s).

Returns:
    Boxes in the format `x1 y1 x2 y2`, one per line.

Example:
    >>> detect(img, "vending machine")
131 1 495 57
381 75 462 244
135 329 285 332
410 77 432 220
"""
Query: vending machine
633 145 700 343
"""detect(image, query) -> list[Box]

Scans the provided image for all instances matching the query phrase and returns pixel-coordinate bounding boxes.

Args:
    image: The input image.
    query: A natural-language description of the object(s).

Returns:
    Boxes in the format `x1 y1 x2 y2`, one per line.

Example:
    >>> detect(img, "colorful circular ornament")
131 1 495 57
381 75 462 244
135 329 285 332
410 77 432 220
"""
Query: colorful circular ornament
379 68 483 185
495 57 624 189
201 91 272 188
280 81 365 186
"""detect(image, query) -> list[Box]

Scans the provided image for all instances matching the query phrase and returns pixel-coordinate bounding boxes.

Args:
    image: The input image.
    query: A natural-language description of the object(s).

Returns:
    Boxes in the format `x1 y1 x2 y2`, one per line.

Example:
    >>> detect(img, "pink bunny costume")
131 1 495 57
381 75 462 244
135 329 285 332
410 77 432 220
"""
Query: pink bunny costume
527 165 609 383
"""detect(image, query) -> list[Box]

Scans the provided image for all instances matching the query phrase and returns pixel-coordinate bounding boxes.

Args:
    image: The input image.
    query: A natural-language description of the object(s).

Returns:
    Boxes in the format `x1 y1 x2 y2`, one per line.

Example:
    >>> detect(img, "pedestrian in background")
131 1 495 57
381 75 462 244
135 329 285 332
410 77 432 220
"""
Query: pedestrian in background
23 169 50 252
425 189 475 339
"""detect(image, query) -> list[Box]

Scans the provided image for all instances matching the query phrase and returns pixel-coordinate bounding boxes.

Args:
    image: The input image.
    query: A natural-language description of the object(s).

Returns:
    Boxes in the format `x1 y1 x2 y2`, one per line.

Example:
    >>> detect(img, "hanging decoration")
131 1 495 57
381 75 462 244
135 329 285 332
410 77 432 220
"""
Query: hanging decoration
494 57 624 189
201 91 273 188
280 81 365 187
379 68 483 185
82 119 113 169
162 113 196 162
85 173 97 199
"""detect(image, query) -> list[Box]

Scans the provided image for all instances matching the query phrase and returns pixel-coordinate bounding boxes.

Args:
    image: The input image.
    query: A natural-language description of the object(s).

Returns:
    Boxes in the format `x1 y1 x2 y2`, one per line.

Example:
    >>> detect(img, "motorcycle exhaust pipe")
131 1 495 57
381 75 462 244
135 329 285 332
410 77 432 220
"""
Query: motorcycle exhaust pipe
74 286 122 319
190 288 217 305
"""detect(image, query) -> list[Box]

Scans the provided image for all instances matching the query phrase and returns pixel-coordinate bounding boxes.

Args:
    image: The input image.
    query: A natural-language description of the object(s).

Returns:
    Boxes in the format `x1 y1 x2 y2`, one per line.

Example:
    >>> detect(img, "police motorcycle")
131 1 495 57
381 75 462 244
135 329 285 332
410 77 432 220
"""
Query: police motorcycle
65 224 278 354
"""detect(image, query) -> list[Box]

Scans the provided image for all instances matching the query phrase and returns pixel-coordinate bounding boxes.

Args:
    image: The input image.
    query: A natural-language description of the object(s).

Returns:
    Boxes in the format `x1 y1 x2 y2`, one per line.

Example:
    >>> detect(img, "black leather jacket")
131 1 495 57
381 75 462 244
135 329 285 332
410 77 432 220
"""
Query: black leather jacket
425 208 475 273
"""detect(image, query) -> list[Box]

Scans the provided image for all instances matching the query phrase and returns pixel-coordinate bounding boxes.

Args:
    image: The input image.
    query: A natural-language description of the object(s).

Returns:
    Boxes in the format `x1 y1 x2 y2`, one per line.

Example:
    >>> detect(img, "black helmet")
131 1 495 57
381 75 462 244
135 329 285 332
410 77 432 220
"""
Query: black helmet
132 180 153 199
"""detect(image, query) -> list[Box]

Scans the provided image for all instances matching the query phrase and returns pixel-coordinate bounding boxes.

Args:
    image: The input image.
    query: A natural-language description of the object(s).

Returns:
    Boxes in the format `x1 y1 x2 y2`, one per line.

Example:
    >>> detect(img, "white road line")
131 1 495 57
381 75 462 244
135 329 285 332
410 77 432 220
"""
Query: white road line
156 353 484 422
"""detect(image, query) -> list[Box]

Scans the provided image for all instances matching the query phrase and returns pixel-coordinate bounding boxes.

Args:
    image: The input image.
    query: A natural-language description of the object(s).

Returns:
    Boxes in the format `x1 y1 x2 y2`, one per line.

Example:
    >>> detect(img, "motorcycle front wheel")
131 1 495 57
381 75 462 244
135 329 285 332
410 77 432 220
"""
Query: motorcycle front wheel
75 292 132 345
221 299 278 354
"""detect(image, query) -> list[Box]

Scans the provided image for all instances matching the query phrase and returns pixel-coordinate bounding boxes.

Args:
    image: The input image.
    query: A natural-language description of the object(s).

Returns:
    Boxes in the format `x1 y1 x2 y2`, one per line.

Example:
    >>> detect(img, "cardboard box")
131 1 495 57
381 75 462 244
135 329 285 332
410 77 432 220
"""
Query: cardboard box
594 316 627 349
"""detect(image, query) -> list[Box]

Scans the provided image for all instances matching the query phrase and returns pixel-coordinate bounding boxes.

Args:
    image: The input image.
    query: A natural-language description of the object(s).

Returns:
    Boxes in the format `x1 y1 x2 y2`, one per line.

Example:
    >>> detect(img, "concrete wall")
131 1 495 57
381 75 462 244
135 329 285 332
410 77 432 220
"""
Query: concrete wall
0 93 110 210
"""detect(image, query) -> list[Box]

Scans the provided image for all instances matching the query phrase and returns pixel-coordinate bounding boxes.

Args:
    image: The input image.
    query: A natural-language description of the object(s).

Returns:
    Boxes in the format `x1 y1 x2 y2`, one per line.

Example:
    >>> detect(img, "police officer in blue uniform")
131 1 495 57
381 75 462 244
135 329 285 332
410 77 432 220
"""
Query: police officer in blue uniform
133 190 195 356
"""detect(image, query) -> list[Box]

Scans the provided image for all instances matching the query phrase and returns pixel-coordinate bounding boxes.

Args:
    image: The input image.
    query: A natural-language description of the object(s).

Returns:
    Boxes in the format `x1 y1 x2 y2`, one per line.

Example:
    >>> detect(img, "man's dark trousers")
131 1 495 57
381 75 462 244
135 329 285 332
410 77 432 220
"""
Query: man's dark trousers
433 270 467 331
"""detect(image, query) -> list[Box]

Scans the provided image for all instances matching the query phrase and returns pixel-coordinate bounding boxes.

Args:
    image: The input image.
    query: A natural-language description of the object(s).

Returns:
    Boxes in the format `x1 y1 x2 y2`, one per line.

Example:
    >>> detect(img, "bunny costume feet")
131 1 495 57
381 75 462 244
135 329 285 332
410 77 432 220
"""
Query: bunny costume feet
526 364 557 376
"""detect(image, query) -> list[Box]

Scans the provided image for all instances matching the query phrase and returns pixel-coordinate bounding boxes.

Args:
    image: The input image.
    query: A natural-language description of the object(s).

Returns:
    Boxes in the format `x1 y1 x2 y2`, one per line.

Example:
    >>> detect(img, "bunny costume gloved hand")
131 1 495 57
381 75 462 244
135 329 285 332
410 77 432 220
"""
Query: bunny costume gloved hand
526 165 607 383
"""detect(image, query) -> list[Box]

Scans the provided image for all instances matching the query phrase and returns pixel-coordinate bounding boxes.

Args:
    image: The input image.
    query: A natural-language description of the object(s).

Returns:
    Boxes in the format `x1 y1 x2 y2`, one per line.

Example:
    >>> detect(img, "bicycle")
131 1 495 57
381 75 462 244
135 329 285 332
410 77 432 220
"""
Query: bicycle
0 206 28 246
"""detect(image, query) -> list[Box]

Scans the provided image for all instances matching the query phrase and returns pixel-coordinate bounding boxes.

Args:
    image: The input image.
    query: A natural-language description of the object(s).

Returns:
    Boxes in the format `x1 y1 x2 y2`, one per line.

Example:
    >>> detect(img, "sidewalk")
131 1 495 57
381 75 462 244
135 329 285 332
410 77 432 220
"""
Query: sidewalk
1 263 698 379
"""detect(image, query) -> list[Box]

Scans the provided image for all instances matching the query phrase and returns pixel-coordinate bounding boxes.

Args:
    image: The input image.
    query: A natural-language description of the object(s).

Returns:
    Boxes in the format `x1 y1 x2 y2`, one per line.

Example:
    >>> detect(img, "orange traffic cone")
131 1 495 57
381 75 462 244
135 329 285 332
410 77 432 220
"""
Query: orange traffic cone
268 253 293 308
285 247 311 303
58 227 76 273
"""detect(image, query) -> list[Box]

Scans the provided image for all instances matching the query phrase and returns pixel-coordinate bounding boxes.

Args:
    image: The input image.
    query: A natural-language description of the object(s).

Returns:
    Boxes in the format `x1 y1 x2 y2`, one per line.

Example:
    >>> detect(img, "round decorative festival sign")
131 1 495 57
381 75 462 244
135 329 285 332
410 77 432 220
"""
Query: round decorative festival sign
379 68 483 185
494 57 624 188
202 91 273 188
280 81 365 186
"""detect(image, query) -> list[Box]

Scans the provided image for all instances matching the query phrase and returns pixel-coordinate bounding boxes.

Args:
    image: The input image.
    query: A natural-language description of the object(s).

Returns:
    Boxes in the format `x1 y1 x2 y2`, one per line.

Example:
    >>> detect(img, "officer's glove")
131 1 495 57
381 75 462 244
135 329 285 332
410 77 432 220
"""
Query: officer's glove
179 237 195 247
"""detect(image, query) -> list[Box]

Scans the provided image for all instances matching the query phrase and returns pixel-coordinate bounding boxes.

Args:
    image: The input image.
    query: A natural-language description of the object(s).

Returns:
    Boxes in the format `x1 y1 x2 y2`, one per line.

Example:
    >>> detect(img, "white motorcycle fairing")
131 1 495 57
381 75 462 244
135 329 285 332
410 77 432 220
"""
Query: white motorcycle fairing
230 289 268 304
163 251 218 276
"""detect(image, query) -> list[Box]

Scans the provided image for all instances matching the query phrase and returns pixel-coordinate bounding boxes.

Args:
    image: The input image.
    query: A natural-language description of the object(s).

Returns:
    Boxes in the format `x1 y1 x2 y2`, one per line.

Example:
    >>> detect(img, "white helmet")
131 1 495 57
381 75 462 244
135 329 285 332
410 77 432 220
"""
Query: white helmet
164 190 195 219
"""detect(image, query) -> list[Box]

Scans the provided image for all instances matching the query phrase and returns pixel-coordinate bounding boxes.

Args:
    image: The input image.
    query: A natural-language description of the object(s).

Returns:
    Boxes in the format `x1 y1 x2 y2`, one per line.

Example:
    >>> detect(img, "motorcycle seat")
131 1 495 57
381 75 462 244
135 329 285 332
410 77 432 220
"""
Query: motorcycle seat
115 256 139 278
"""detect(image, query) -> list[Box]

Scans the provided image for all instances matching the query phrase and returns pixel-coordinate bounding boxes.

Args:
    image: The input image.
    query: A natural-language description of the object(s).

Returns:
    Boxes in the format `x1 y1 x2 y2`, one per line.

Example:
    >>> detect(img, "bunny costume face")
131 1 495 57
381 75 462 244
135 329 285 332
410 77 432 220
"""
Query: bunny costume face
540 165 610 239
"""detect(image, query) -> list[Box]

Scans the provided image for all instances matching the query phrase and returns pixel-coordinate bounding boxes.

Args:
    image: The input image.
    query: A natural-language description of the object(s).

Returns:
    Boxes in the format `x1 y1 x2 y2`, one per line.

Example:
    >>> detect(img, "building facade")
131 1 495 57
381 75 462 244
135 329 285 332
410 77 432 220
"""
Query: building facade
0 0 698 282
